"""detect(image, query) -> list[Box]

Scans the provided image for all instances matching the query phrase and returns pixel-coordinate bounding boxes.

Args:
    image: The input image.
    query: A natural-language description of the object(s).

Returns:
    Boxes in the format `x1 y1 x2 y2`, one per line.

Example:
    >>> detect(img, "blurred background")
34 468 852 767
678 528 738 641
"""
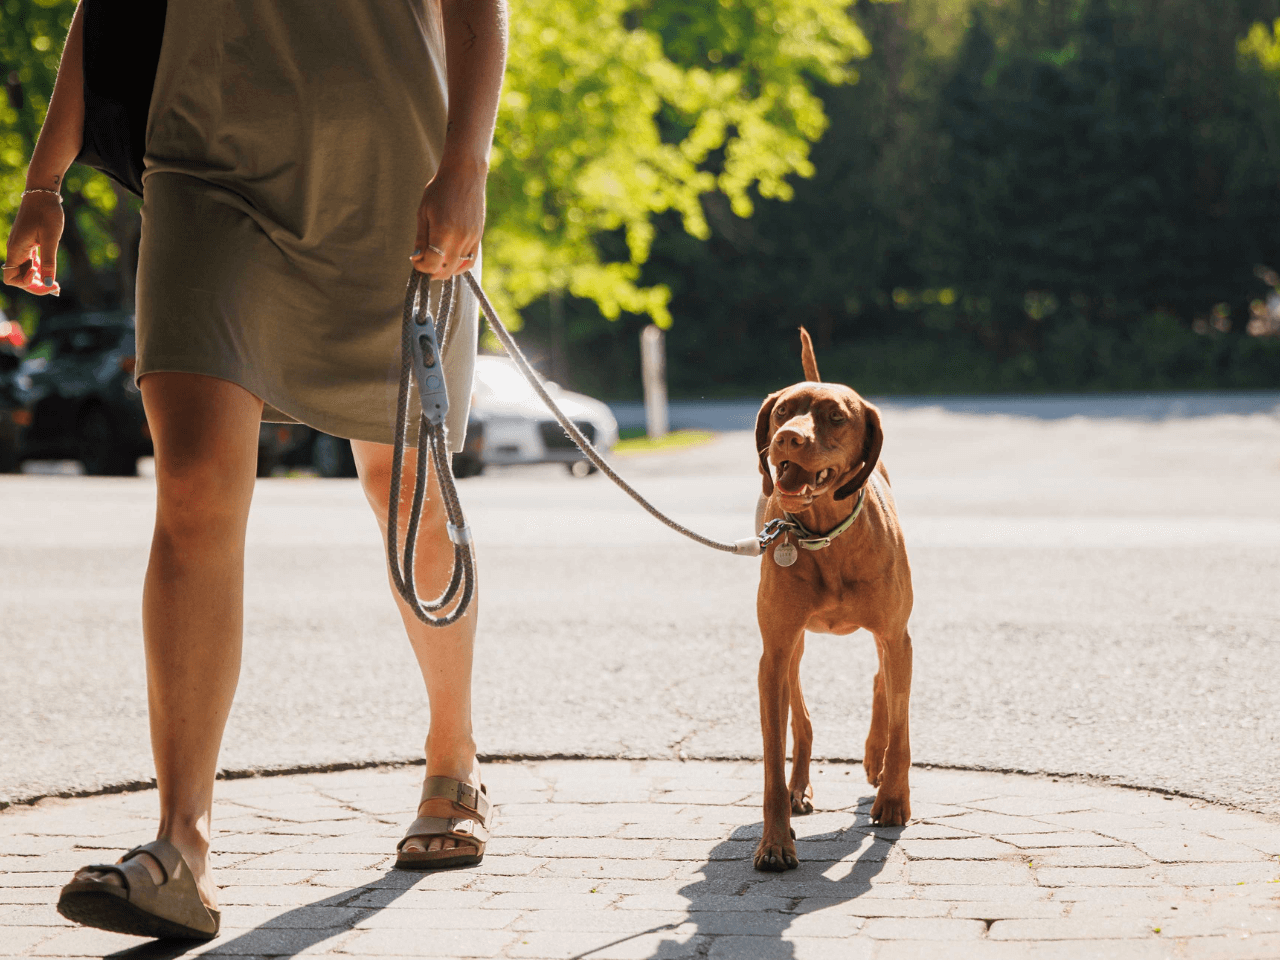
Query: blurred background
4 0 1280 407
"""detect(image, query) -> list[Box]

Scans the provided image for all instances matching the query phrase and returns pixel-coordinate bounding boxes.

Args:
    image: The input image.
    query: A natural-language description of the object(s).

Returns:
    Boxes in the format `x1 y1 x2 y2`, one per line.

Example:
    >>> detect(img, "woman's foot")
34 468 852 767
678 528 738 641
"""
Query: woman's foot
70 830 217 912
400 753 484 857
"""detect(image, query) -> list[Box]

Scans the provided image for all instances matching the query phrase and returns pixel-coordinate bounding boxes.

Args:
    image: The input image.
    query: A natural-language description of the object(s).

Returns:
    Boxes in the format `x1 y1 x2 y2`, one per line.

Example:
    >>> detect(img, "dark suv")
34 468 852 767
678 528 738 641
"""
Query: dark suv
5 311 147 474
0 311 307 476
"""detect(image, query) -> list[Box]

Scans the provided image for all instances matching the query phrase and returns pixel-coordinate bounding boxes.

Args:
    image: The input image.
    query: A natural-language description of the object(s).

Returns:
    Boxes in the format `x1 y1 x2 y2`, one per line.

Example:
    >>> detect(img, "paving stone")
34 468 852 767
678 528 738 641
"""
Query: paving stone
949 900 1065 920
538 858 676 880
4 761 1280 957
1033 866 1163 887
711 936 876 960
0 926 55 956
1170 933 1280 960
505 930 704 959
997 832 1122 848
1025 847 1151 868
525 839 660 859
908 859 1033 886
988 917 1155 940
861 916 988 939
900 838 1016 860
795 897 950 918
354 908 521 930
1130 837 1266 864
509 909 689 933
1162 861 1280 886
338 927 515 957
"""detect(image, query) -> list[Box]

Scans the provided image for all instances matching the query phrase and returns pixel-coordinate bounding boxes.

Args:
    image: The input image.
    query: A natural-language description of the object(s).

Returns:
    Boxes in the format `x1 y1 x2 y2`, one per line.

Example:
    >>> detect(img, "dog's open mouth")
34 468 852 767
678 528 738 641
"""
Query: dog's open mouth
775 461 836 498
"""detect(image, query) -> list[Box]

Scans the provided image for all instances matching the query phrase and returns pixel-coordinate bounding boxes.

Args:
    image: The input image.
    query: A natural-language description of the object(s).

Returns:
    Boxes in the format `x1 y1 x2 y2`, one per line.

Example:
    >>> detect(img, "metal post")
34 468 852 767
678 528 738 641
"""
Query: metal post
641 324 668 439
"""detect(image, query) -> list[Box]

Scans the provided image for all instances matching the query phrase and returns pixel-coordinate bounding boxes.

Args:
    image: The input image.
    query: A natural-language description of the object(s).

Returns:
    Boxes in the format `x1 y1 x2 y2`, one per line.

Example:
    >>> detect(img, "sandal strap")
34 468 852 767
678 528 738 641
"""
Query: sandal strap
418 776 490 822
121 839 183 883
397 814 490 852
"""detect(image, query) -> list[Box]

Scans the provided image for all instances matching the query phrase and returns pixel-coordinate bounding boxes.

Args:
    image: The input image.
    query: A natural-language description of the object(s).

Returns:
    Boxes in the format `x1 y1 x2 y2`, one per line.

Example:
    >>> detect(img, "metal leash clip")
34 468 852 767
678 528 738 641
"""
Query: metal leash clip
410 289 450 426
757 518 795 550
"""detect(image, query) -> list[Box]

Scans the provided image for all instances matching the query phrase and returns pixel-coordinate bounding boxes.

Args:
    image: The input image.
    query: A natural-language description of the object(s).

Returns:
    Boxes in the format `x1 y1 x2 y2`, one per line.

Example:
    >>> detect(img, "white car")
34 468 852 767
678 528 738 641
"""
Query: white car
459 355 618 476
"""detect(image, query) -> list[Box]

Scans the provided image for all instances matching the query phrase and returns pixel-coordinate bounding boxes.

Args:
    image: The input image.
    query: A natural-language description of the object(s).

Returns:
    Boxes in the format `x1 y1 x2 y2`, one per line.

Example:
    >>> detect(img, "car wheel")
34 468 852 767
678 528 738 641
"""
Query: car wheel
78 406 137 476
451 453 484 479
567 459 597 478
313 433 359 478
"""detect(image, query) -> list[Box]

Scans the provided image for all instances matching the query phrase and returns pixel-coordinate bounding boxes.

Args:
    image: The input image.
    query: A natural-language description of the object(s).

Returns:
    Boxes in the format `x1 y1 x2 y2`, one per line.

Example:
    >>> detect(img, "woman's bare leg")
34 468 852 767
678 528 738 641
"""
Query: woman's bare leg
73 373 263 909
351 439 480 854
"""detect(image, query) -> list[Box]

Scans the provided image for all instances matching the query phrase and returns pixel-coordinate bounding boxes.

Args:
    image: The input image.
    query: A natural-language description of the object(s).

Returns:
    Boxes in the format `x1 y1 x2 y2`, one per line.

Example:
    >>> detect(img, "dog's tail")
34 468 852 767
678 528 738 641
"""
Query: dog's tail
798 326 820 382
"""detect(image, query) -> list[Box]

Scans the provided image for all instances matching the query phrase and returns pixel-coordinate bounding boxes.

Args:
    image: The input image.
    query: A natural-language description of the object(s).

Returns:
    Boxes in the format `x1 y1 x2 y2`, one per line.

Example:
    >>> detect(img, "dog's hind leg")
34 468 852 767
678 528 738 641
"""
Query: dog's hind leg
787 637 815 815
864 669 887 787
868 629 913 826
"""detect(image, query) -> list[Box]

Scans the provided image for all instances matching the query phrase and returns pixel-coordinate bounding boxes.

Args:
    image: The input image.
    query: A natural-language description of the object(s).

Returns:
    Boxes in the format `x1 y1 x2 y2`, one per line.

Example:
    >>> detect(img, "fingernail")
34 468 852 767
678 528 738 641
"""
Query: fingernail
411 249 422 258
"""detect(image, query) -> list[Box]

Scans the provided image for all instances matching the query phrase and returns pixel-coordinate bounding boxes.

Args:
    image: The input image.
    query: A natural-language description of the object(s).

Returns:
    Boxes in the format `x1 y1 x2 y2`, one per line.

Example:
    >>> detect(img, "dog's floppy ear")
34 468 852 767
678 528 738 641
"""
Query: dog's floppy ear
799 327 820 382
834 401 884 500
755 392 780 496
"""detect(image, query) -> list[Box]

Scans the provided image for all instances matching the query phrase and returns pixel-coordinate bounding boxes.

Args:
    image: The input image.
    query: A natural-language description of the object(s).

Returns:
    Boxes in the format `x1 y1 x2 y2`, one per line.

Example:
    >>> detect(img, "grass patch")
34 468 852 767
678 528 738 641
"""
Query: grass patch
614 429 716 454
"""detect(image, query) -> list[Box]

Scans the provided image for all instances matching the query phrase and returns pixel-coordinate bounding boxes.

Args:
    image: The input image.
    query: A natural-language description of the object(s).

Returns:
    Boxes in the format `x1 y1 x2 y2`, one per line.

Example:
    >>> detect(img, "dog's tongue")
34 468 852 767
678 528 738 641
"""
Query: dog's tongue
776 461 817 495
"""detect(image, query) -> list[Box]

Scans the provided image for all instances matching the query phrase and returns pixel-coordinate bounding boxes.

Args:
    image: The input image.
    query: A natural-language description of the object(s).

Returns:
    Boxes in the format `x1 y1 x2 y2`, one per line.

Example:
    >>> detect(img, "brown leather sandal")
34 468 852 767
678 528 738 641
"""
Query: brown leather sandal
56 839 220 940
395 776 491 871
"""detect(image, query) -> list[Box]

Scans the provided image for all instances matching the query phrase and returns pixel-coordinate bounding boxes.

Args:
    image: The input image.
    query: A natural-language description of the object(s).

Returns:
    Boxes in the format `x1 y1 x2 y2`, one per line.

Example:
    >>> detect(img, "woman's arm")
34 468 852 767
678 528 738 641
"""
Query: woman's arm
411 0 508 280
3 0 86 294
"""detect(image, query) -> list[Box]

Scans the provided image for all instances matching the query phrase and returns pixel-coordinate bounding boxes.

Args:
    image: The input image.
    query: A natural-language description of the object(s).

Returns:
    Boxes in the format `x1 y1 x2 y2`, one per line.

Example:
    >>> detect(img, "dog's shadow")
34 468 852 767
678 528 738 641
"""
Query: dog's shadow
635 799 901 960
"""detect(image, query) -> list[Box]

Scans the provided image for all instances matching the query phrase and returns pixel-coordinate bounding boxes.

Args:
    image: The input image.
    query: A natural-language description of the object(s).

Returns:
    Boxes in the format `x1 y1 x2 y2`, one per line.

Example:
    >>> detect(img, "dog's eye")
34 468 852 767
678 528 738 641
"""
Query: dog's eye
829 413 846 424
773 407 786 420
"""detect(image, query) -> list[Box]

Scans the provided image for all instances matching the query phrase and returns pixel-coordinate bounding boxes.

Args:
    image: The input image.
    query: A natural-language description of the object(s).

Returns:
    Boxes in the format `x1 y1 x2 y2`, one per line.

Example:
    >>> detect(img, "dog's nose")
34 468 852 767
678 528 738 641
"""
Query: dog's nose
774 425 809 451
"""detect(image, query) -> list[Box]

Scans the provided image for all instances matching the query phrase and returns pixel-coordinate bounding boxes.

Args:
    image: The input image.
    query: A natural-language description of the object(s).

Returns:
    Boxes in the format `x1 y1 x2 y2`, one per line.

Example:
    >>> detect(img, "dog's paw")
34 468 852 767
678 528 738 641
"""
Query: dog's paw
789 784 814 815
753 837 799 872
870 790 911 827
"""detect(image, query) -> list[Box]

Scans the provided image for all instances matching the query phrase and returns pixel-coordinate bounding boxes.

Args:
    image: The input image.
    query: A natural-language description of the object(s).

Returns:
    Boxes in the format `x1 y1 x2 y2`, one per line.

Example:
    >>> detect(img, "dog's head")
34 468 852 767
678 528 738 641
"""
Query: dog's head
755 328 883 509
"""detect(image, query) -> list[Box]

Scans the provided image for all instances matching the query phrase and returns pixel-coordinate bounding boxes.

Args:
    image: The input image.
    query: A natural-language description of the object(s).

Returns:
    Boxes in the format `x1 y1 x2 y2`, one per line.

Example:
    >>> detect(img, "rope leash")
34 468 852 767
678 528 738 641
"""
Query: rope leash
388 268 774 627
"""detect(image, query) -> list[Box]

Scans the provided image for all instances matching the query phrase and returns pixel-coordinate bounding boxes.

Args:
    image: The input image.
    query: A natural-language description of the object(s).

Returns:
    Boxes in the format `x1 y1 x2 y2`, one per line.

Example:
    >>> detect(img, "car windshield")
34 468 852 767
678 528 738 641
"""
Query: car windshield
473 358 542 402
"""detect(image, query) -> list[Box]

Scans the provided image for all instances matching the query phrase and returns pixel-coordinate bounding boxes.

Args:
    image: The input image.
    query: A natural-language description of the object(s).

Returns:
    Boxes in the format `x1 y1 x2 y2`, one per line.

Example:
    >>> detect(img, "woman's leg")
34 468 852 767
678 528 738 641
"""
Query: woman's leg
73 373 263 909
351 439 480 854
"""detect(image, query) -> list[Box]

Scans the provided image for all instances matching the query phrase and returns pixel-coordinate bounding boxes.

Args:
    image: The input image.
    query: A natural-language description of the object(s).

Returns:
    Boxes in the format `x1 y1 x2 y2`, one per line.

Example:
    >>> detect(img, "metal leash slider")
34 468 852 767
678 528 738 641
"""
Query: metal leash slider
410 284 449 425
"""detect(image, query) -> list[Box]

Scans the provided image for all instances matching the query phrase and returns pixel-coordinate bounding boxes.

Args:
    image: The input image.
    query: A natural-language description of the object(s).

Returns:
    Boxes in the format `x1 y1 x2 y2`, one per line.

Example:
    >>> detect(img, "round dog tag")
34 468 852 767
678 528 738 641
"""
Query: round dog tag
773 541 798 567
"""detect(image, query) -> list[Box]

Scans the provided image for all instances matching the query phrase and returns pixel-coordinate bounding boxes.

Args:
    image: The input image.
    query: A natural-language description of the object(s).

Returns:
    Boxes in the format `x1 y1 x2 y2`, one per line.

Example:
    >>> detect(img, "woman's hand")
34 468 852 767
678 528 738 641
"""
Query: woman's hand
3 193 65 296
410 157 488 281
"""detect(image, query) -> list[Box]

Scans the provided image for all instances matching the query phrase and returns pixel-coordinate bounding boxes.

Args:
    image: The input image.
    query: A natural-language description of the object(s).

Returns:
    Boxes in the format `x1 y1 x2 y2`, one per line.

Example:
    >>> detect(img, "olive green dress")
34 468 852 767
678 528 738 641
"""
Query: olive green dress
135 0 478 449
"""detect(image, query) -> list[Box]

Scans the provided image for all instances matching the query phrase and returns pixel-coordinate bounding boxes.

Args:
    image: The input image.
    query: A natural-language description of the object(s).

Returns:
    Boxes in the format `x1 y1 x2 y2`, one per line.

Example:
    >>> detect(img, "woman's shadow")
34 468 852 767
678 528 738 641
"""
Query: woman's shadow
102 868 422 960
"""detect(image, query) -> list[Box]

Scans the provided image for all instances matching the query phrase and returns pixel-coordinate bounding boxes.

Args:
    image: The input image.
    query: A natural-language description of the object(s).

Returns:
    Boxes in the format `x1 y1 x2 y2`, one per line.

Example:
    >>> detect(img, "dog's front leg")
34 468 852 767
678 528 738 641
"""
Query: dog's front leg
868 629 913 826
755 626 803 871
788 636 815 815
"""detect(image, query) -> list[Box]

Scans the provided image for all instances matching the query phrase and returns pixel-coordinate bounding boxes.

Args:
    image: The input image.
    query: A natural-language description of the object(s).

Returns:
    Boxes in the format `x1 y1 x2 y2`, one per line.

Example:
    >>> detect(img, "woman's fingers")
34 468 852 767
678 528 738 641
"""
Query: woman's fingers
4 198 64 295
409 232 479 280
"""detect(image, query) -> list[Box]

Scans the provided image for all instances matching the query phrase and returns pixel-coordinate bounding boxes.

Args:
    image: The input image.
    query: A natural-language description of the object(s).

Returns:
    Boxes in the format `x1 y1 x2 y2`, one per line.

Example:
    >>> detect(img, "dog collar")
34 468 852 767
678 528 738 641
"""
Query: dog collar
784 486 867 551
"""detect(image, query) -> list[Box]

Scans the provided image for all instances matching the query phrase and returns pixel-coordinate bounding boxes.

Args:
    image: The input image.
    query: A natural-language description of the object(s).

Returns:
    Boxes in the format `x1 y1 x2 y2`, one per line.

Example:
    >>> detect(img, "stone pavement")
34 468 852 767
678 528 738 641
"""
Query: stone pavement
2 761 1278 959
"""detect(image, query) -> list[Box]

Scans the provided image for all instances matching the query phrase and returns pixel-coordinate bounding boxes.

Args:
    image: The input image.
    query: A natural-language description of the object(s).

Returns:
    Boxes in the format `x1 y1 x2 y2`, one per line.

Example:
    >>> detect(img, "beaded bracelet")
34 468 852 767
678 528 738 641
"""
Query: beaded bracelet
22 188 62 202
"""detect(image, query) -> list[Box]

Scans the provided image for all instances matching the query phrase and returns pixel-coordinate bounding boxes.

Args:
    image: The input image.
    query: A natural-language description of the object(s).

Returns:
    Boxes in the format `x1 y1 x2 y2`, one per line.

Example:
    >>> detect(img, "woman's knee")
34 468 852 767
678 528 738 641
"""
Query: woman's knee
352 441 445 528
141 374 261 540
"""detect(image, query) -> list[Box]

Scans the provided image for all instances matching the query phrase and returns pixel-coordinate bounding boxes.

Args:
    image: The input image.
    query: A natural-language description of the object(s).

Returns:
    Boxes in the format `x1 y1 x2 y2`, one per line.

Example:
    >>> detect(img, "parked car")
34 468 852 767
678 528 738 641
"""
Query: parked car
465 355 617 475
0 311 306 476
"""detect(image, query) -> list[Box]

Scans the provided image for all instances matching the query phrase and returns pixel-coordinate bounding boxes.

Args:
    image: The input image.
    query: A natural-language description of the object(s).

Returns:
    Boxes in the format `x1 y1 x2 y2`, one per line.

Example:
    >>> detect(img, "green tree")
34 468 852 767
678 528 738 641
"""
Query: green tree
1 0 873 333
1 0 133 328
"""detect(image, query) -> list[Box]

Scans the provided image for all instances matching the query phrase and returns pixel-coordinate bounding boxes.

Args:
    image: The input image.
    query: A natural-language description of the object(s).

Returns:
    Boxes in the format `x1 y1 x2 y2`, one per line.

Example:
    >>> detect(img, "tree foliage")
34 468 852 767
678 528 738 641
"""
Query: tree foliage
541 0 1280 398
0 0 872 333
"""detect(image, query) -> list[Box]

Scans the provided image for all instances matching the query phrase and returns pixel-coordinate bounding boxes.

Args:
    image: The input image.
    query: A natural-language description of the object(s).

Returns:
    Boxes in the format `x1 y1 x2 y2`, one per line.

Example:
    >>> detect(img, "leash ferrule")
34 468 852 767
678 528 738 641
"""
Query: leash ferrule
447 522 473 546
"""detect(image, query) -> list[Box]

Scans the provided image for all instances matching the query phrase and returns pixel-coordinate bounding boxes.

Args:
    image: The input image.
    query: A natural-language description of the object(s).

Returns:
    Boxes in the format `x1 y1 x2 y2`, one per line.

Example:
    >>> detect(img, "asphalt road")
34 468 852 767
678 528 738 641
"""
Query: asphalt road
2 402 1278 816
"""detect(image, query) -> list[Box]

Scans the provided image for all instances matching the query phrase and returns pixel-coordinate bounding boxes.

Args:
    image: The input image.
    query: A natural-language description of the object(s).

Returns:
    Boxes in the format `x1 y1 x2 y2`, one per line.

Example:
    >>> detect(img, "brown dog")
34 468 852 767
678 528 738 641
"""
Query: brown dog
752 328 914 871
